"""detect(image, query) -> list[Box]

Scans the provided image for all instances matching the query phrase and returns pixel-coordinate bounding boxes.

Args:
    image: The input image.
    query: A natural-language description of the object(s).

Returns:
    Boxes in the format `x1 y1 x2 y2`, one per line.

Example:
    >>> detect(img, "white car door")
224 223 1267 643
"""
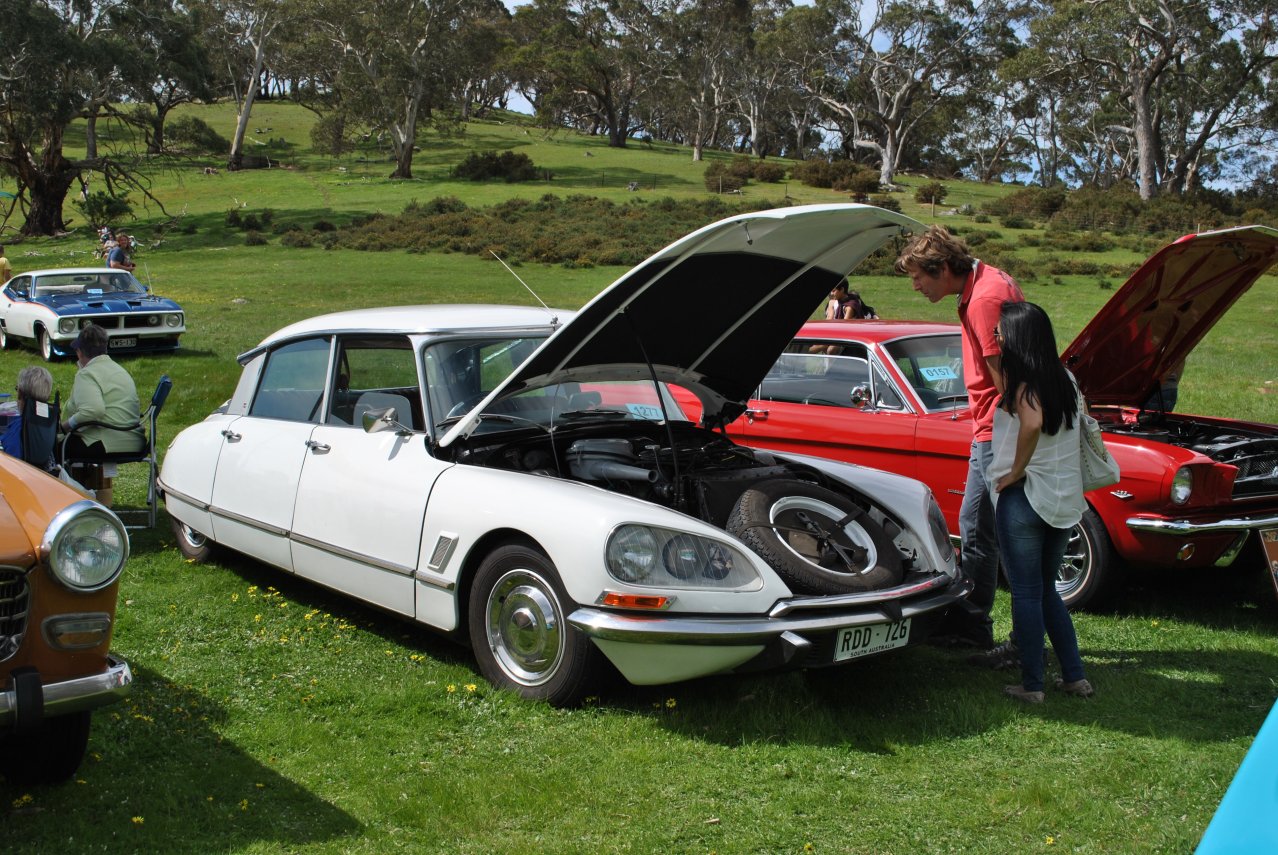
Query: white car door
1 275 38 339
289 335 445 616
209 336 331 572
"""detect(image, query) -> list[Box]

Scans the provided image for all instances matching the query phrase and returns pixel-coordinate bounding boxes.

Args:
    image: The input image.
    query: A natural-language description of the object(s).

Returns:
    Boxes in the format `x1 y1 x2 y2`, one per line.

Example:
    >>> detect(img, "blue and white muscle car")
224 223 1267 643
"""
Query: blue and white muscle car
0 267 185 361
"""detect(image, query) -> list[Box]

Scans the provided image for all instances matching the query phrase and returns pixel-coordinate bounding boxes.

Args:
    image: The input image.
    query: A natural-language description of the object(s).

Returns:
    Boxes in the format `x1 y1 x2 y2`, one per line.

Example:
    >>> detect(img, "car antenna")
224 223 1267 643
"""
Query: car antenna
489 250 558 326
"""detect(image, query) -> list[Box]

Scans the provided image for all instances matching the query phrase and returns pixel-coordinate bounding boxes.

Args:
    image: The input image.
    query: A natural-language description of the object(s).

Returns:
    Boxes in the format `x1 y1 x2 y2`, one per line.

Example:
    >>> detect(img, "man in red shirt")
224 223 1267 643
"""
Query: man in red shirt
897 226 1024 666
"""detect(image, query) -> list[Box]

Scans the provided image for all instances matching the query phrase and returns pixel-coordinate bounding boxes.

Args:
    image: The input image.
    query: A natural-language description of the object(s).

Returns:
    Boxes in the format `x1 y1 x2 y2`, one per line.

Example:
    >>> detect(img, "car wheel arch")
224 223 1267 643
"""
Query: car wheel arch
454 529 550 636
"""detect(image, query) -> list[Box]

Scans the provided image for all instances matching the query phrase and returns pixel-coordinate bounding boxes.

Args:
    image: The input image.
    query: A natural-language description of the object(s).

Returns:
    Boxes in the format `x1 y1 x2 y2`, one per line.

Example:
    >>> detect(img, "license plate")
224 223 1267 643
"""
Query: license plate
833 618 911 662
1261 528 1278 600
109 336 137 349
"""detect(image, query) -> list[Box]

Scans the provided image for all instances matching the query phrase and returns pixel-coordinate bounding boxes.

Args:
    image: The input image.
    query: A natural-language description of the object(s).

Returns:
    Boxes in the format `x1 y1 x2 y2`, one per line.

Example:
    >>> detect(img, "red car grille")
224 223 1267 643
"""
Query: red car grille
0 566 30 660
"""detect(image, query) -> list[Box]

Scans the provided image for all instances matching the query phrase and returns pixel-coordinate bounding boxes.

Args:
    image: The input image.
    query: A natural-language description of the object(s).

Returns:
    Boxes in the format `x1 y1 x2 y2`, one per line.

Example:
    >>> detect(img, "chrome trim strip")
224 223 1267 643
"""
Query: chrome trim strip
769 573 956 617
568 577 969 645
412 570 456 591
1126 513 1278 535
156 480 209 512
0 655 132 724
213 506 289 538
289 532 415 577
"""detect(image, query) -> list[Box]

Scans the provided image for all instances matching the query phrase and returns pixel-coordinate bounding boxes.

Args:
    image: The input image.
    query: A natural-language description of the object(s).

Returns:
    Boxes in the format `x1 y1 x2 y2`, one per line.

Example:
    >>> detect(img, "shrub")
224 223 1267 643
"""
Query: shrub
791 158 834 188
915 183 948 205
313 220 336 232
310 113 353 158
75 191 132 230
984 185 1067 220
752 161 786 183
452 150 539 182
974 213 990 223
869 194 900 212
833 164 879 195
244 231 268 246
1001 214 1031 229
704 161 745 193
226 208 242 228
728 156 756 181
281 231 314 248
167 115 229 154
240 213 262 231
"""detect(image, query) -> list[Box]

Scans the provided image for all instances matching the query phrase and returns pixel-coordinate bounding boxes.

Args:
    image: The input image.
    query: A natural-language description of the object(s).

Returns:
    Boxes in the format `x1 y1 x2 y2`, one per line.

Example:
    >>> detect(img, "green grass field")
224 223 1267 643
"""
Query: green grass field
2 102 1276 854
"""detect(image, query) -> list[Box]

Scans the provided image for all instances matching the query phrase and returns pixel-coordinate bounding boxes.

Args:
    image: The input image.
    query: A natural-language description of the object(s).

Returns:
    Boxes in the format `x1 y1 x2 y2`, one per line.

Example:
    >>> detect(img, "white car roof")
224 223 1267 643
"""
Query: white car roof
253 304 571 350
17 267 125 277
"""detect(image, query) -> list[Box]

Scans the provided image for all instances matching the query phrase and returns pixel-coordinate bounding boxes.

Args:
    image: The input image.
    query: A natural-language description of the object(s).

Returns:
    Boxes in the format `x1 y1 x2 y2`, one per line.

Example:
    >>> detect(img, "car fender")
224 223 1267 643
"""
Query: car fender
419 463 795 620
159 415 241 533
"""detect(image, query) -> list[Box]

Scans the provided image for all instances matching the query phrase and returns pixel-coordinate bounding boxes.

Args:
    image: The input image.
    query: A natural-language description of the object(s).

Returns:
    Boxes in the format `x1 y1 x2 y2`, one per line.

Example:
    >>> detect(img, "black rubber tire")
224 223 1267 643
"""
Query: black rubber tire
171 517 218 563
38 327 56 362
727 479 904 595
467 543 605 706
0 711 91 785
1057 508 1117 611
0 325 8 349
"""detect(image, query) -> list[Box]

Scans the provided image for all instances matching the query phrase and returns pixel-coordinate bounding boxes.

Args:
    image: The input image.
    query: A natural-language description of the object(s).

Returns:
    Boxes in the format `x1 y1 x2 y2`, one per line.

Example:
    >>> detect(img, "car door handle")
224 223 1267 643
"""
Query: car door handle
745 408 769 423
221 429 241 442
306 440 331 454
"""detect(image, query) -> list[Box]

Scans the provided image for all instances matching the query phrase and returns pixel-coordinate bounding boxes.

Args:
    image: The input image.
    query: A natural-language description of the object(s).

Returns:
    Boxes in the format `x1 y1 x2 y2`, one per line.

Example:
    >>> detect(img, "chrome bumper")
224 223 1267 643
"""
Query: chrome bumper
569 574 971 646
1126 513 1278 536
0 654 132 727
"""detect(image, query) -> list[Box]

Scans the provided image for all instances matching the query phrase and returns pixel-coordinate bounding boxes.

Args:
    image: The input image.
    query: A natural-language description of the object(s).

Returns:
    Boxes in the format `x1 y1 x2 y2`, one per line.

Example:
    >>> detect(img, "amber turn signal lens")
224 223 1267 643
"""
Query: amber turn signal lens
599 592 671 610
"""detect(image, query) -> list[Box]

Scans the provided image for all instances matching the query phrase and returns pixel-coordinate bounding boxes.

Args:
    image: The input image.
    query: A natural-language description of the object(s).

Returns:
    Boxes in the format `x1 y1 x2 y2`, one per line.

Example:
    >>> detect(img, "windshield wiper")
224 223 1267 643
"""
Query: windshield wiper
555 409 630 421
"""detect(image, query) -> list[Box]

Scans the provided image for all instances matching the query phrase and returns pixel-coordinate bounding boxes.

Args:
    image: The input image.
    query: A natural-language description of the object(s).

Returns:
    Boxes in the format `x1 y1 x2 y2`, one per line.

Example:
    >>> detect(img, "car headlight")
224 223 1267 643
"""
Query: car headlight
166 313 182 327
40 501 129 592
1170 467 1193 505
147 314 161 326
58 318 77 334
606 524 761 590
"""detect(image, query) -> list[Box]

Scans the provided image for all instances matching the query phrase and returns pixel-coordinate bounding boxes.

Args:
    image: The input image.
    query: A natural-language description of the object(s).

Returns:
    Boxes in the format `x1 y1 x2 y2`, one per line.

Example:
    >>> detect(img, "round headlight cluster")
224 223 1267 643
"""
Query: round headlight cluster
41 502 129 592
58 318 77 334
166 313 183 327
1170 467 1193 505
147 314 161 326
605 524 759 590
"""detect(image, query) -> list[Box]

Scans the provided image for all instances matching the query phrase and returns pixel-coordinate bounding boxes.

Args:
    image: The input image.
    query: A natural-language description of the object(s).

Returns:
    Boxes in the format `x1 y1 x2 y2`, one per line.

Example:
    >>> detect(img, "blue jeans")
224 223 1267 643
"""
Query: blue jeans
995 482 1086 691
955 440 998 646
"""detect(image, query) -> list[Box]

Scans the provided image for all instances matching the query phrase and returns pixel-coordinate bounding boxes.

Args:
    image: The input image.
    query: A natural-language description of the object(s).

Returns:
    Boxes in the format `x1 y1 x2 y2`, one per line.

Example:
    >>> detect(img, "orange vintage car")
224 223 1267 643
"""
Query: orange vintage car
0 454 132 784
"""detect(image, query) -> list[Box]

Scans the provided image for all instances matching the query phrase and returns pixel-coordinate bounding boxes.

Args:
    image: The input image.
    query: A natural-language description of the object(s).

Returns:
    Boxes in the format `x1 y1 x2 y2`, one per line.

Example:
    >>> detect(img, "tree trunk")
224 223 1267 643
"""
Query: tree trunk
228 37 269 171
85 113 99 161
20 142 76 236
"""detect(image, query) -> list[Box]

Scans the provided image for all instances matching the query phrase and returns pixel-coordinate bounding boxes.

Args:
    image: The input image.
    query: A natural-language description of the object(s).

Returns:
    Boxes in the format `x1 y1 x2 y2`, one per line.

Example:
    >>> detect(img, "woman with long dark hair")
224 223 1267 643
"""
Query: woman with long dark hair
988 301 1094 703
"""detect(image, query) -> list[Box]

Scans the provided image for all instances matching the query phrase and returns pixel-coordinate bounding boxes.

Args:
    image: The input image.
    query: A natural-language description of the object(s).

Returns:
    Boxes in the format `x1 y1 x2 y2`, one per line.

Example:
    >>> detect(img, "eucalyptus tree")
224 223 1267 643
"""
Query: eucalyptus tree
507 0 659 147
659 0 749 161
117 0 217 154
308 0 496 179
0 0 165 235
1023 0 1278 198
799 0 1016 188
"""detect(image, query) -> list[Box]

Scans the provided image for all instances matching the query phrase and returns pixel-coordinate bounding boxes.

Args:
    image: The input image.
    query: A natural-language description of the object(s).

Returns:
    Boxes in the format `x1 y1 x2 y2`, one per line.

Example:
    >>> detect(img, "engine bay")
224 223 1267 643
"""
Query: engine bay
1102 411 1278 498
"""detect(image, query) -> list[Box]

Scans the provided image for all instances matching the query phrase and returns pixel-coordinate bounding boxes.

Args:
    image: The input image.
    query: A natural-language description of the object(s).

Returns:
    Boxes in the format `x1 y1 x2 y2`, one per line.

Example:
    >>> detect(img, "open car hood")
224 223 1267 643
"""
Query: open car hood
1061 225 1278 406
439 204 924 447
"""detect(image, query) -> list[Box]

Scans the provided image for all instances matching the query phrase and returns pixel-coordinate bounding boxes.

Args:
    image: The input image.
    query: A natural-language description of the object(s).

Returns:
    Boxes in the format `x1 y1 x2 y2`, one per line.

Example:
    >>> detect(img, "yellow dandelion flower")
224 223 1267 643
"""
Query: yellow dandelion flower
254 614 262 622
1046 836 1056 845
465 684 478 693
446 684 456 693
255 782 265 789
385 650 394 656
231 592 239 602
131 816 144 825
248 585 258 593
240 799 249 811
207 796 214 802
665 698 677 709
12 794 33 808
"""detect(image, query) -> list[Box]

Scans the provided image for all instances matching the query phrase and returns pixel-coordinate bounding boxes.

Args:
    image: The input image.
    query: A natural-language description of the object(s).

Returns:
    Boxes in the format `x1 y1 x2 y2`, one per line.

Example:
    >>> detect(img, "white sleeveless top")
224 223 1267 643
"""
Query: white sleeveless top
987 395 1087 529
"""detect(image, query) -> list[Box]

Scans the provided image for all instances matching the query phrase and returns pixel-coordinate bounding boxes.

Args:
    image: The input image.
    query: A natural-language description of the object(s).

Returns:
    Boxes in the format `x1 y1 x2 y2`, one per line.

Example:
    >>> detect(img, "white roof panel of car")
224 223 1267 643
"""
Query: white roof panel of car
245 304 571 359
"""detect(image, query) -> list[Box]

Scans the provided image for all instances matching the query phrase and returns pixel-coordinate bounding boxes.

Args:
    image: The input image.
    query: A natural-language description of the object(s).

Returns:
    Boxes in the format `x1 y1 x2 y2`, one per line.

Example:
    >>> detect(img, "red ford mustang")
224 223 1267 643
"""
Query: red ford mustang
681 225 1278 609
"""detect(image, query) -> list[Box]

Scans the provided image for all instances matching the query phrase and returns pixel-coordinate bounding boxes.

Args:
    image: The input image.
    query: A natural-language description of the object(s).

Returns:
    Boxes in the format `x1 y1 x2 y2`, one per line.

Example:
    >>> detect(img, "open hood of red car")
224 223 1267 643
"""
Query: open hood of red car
1061 225 1278 406
439 204 924 446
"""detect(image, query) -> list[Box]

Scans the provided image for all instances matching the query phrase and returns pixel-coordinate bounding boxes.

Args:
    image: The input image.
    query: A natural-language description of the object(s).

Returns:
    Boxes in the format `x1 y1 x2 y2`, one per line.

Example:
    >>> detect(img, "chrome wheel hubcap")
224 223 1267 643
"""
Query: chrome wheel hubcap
485 569 563 686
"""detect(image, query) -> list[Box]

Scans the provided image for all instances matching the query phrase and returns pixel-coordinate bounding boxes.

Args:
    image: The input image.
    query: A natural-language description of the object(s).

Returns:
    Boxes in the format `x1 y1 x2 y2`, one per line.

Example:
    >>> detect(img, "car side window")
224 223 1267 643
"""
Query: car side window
7 275 31 298
249 337 332 423
758 342 872 407
327 336 422 430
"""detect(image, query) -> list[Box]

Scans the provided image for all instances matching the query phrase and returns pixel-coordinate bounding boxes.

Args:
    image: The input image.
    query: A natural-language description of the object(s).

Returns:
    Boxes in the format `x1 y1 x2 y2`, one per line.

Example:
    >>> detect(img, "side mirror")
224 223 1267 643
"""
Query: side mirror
361 406 412 436
850 384 871 408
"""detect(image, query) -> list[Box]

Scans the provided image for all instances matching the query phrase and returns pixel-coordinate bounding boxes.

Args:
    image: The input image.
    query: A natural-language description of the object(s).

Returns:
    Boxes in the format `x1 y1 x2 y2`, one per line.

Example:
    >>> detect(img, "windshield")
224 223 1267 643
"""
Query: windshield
424 335 548 427
882 333 968 412
33 271 146 298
